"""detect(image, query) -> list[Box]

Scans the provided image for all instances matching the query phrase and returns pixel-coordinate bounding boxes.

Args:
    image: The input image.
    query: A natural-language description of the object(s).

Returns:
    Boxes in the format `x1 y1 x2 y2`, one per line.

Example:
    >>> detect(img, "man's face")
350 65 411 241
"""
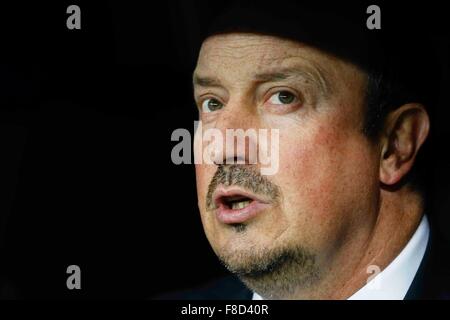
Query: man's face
193 33 381 296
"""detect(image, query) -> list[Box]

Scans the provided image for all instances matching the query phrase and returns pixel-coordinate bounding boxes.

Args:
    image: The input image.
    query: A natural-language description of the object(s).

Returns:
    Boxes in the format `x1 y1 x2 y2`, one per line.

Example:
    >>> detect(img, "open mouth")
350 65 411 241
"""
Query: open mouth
212 186 271 224
220 195 253 210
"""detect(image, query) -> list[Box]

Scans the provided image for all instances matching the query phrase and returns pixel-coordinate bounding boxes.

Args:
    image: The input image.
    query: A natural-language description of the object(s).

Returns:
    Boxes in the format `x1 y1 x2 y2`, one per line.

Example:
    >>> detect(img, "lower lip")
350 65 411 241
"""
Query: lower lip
215 200 271 224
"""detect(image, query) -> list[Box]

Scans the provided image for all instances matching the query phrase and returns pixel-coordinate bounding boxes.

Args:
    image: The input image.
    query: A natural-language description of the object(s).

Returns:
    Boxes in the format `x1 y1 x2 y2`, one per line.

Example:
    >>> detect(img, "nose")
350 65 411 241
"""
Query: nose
213 156 246 166
209 99 259 166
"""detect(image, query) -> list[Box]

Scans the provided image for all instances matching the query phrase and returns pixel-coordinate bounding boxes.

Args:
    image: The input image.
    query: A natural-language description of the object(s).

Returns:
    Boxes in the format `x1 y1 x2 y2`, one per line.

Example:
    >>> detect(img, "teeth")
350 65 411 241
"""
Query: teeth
231 200 251 210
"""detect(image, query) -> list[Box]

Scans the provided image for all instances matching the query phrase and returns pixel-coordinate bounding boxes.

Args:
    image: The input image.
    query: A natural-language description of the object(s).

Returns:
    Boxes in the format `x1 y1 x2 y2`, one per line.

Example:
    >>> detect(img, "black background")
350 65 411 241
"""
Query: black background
0 1 449 299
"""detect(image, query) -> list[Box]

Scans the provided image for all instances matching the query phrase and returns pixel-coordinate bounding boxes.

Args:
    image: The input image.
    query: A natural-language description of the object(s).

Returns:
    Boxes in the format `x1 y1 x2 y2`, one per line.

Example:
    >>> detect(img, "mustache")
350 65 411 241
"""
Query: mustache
206 164 281 210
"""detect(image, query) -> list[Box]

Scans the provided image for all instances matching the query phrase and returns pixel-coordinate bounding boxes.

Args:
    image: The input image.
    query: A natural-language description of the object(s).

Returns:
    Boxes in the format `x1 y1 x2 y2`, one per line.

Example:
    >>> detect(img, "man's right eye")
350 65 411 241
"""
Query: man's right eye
201 98 223 113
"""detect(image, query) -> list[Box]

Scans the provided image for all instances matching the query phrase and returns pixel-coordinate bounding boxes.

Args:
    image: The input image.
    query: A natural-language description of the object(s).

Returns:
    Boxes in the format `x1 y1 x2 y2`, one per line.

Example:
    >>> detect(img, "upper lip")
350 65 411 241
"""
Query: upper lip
212 185 269 209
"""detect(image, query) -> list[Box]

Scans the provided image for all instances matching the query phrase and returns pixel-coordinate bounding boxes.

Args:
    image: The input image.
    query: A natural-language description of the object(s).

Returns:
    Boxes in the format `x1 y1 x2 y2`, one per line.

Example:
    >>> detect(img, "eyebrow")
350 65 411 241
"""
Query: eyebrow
252 66 332 97
193 65 332 97
192 75 223 88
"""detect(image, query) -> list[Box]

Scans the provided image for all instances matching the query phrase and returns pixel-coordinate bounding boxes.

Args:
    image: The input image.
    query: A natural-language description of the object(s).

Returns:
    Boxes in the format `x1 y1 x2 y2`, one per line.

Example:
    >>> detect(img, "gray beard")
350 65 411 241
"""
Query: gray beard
218 244 320 299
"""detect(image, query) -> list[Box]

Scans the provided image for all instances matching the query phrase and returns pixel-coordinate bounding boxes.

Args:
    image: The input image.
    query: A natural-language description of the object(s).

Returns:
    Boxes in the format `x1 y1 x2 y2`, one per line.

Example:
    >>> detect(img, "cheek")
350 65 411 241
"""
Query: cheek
195 164 211 208
195 164 215 237
276 125 378 223
195 163 222 232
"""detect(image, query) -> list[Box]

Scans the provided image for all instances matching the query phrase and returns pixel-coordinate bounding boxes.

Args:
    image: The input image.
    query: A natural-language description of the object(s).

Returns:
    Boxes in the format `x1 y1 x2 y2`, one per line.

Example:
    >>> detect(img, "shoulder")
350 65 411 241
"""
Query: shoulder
406 223 450 299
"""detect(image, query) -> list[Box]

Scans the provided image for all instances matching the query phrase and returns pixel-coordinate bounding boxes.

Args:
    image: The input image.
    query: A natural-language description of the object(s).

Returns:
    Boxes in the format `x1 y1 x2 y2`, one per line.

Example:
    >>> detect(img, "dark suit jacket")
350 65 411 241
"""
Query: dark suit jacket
404 226 450 299
162 224 450 300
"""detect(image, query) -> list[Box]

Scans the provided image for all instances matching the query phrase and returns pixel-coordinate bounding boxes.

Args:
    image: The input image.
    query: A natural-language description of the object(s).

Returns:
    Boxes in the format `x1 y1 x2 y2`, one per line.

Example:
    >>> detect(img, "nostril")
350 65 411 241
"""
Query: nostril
222 156 246 165
213 157 239 166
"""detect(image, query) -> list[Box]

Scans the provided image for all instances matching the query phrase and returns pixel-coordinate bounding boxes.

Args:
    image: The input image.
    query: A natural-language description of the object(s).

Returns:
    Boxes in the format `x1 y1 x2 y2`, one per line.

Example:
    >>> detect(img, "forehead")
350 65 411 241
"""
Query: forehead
199 33 308 63
194 33 367 107
196 33 340 80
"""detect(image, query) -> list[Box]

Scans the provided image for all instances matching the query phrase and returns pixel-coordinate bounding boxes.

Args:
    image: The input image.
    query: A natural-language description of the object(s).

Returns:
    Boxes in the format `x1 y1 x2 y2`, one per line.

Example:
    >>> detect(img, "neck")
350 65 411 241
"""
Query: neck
293 187 424 299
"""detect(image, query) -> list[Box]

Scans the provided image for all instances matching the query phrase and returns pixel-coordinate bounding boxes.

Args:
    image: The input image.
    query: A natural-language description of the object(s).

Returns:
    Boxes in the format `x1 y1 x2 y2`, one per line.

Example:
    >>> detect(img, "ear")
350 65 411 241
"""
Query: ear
379 103 430 186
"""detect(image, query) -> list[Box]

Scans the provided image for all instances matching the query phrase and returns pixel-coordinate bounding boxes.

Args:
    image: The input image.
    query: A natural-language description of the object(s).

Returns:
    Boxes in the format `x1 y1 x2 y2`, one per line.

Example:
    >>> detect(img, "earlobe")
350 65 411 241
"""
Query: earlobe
379 104 430 186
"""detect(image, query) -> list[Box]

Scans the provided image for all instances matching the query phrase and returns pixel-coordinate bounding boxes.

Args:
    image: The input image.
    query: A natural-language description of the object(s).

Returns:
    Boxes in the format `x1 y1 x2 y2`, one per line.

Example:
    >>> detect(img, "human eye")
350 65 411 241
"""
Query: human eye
201 98 224 113
268 90 298 105
262 88 304 115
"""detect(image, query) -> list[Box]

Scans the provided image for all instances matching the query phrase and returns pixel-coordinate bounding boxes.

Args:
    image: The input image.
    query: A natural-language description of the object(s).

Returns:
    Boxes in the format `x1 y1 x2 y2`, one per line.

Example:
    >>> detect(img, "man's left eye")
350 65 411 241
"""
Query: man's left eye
268 91 297 105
